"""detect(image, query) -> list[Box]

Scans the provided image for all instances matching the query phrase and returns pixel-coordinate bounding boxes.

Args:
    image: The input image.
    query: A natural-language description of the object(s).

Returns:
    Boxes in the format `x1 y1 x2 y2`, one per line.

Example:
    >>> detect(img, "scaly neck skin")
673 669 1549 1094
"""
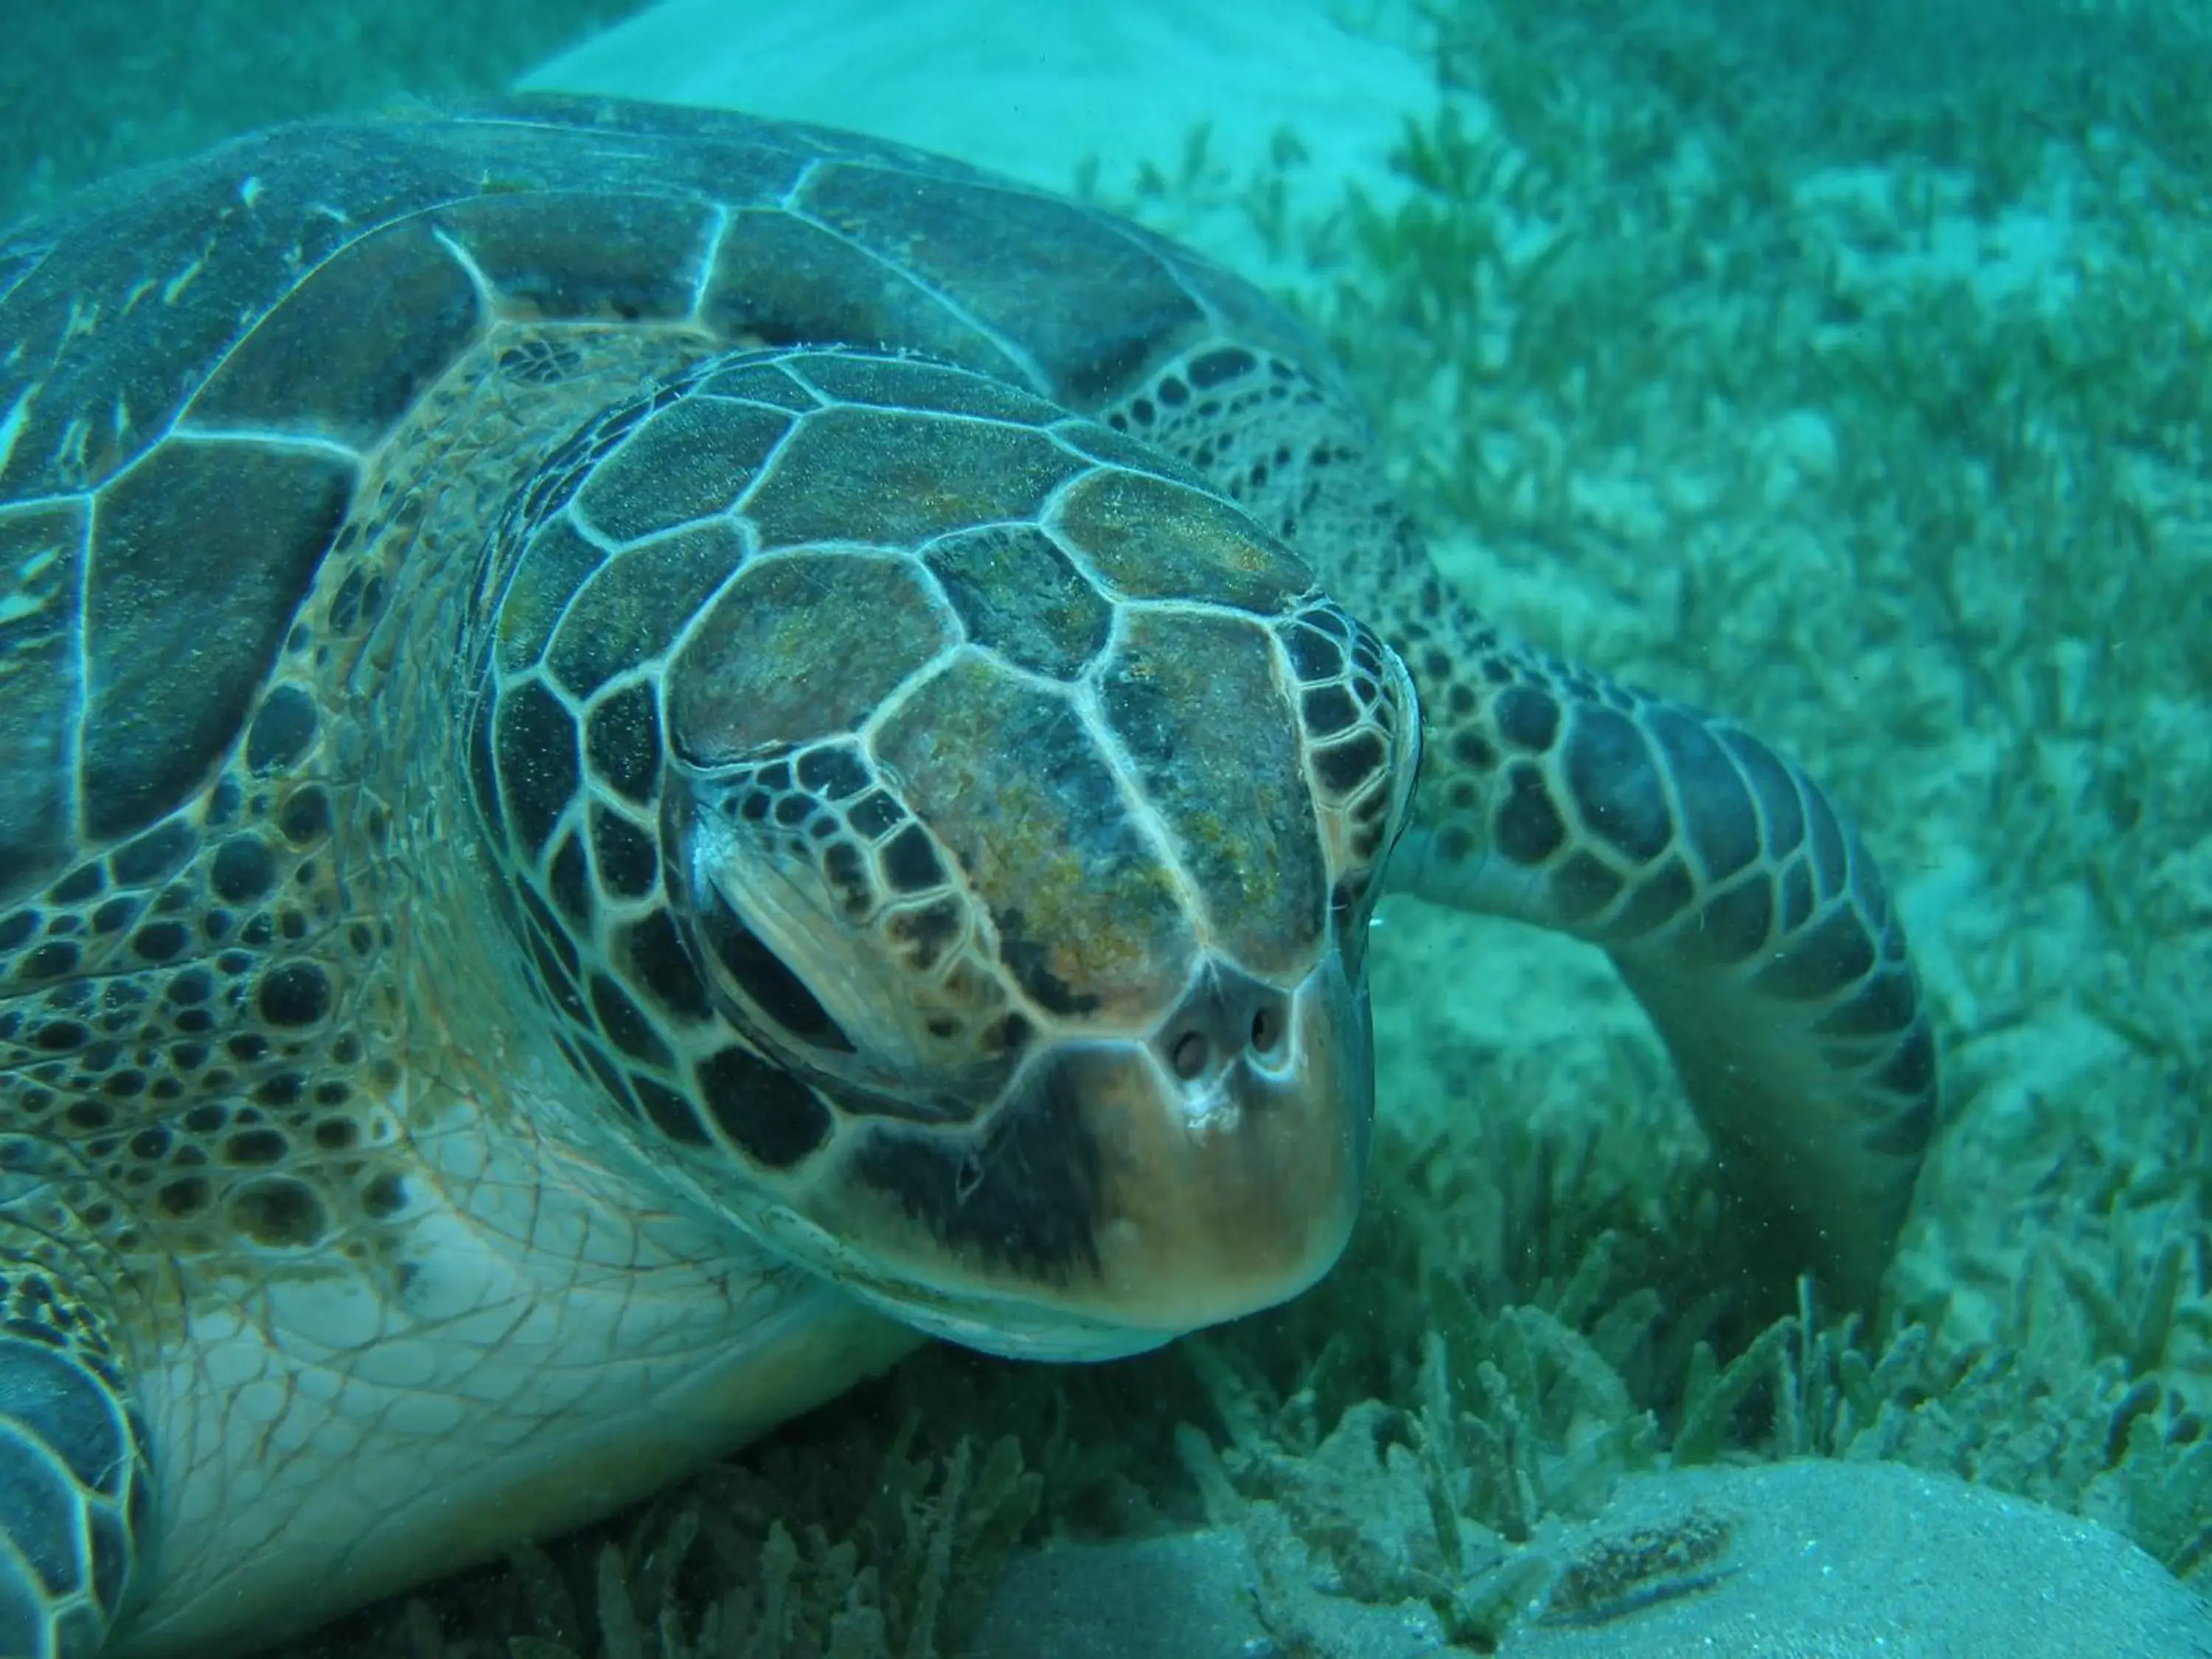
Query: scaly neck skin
116 324 921 1658
125 890 915 1649
353 321 712 1152
338 315 873 1359
128 762 917 1655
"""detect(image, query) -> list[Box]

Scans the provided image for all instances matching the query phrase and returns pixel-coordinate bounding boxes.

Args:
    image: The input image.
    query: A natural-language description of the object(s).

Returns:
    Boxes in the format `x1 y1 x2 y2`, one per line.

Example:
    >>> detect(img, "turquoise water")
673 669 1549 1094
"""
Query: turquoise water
4 3 2210 1655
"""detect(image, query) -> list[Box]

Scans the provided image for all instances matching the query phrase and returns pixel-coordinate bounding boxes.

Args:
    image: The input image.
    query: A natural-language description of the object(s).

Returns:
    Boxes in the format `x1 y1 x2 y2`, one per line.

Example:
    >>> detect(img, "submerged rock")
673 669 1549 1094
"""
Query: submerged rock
972 1459 2212 1658
1502 1460 2212 1658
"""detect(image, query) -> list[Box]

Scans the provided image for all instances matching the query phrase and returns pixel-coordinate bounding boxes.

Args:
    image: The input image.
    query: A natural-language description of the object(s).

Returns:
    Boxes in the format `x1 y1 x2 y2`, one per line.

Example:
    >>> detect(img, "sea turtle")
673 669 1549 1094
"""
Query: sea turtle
0 96 1938 1658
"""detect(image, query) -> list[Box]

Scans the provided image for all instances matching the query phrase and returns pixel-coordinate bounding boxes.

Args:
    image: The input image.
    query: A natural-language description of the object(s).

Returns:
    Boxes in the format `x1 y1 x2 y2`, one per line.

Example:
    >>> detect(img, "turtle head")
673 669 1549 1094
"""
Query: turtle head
657 574 1420 1360
479 349 1422 1360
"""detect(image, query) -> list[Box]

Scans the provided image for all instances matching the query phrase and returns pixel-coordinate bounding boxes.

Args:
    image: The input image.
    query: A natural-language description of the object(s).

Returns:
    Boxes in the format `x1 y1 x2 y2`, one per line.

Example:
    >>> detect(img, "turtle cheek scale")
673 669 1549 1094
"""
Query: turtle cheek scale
764 946 1375 1364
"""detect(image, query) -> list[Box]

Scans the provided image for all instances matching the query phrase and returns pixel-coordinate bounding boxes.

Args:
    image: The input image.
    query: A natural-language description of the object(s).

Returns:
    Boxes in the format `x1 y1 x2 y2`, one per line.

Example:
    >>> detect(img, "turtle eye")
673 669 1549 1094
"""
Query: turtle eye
690 875 855 1056
659 773 865 1065
667 771 1004 1102
1380 642 1425 862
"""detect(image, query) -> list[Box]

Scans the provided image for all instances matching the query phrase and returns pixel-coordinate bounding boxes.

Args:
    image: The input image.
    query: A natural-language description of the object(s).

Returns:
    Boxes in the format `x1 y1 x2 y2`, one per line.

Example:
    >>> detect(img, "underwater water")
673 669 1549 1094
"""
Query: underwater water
4 0 2211 1655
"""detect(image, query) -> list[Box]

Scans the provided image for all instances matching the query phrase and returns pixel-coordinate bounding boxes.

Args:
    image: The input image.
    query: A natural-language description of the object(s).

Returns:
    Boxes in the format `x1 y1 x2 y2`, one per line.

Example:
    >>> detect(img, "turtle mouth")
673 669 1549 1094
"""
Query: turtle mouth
785 949 1374 1360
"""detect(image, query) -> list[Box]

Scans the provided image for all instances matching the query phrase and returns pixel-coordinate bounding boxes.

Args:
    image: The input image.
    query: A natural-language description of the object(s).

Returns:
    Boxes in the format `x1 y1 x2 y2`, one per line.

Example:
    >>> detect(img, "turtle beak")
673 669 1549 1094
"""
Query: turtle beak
806 950 1374 1359
1037 952 1372 1336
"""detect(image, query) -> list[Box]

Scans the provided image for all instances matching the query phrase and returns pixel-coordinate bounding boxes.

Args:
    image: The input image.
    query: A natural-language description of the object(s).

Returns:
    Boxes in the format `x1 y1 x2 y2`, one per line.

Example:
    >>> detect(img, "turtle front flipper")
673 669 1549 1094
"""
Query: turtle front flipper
1386 638 1938 1310
0 1239 153 1658
1098 342 1938 1310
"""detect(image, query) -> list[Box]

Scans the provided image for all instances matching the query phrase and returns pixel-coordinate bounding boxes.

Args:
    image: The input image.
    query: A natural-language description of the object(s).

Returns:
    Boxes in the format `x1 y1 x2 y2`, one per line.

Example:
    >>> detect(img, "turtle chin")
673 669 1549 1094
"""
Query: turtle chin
774 950 1374 1363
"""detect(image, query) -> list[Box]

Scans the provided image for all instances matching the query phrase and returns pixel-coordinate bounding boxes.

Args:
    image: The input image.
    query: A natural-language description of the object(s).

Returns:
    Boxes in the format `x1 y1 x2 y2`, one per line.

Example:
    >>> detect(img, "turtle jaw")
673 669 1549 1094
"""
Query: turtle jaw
1057 952 1375 1345
790 949 1374 1362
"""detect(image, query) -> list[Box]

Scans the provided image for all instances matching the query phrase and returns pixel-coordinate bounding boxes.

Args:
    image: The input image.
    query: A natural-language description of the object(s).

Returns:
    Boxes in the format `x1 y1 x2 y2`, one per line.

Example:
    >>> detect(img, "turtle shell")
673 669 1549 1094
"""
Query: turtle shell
0 94 1329 904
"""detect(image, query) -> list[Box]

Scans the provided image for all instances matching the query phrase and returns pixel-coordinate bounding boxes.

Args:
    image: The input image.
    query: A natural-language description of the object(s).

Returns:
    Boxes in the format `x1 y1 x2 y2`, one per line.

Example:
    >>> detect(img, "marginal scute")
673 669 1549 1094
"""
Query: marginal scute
1 168 363 498
799 162 1205 400
698 208 1023 380
437 100 823 206
667 552 952 761
431 191 716 322
185 217 483 448
85 439 354 844
1051 417 1211 484
0 504 82 897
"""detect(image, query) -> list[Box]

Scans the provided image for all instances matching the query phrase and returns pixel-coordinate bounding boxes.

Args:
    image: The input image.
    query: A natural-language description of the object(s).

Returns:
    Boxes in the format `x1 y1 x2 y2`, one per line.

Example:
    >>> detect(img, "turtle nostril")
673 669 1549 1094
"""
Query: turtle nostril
1169 1029 1209 1079
1250 1005 1282 1054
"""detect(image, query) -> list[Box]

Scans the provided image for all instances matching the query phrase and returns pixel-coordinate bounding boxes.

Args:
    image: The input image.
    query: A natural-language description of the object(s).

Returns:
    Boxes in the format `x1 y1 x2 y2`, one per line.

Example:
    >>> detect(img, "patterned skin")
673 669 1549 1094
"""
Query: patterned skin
0 97 1934 1658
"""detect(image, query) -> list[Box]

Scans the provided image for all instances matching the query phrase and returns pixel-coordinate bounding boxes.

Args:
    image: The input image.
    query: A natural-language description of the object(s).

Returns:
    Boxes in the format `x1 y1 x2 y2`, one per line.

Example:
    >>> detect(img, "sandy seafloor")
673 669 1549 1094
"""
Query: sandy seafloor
7 0 2212 1652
